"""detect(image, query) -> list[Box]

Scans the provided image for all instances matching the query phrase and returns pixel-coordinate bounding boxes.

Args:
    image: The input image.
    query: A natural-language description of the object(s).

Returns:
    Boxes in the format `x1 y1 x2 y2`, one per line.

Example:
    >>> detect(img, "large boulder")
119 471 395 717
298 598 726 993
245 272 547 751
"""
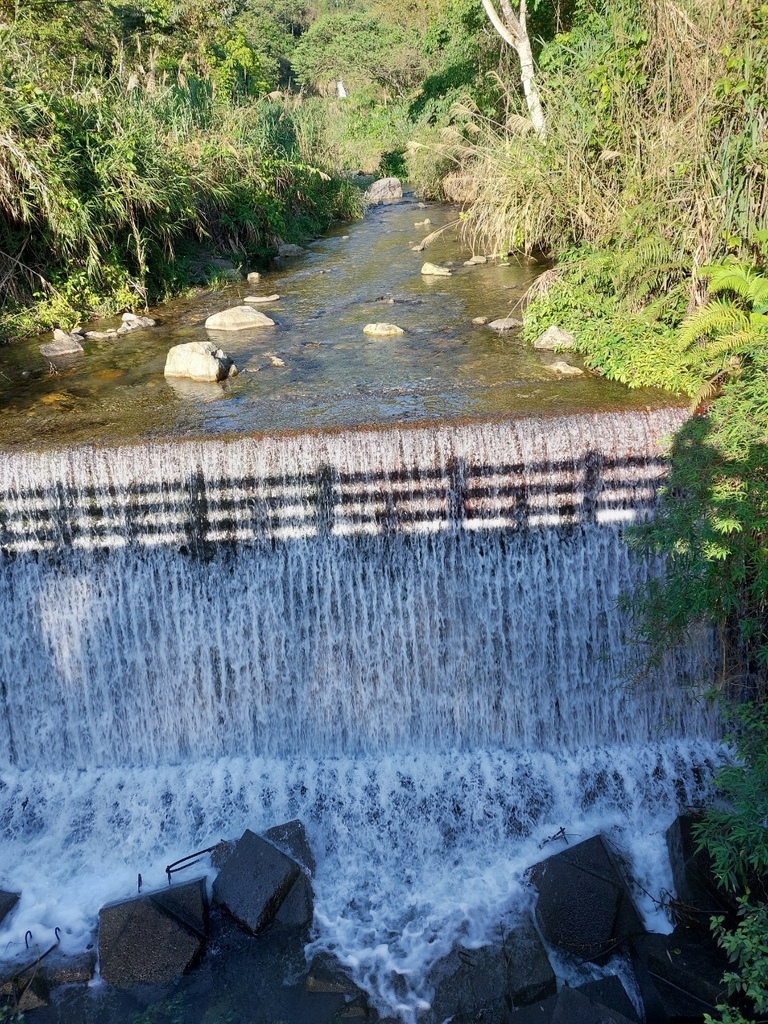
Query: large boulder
40 330 84 358
506 985 638 1024
533 326 576 350
98 877 208 988
364 177 403 204
277 242 308 258
164 341 237 382
212 828 301 935
530 835 644 964
0 890 19 927
425 917 555 1023
204 306 275 331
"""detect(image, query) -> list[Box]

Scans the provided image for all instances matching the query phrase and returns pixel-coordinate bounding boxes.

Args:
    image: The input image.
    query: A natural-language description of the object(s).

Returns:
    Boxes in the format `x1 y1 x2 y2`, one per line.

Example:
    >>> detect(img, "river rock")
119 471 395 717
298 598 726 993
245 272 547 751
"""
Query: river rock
546 360 584 376
121 311 157 330
277 242 308 258
488 317 523 331
204 306 275 331
472 316 489 325
164 341 236 382
98 877 208 988
420 262 451 277
534 326 575 350
0 890 19 927
212 828 301 935
247 271 261 284
84 329 119 339
363 323 404 337
415 218 431 227
244 293 280 304
531 835 644 964
40 330 84 358
364 177 403 204
464 255 487 265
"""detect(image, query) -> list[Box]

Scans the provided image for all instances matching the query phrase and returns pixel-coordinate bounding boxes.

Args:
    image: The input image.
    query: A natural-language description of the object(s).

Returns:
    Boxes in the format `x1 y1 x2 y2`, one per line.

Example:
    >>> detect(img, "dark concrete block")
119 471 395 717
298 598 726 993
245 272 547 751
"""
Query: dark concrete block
552 986 638 1024
265 819 316 877
506 916 557 1007
98 878 208 988
531 835 644 963
305 952 365 996
41 949 97 986
212 828 300 935
0 890 19 928
631 928 728 1022
426 919 555 1024
274 872 314 929
577 976 639 1022
666 815 733 934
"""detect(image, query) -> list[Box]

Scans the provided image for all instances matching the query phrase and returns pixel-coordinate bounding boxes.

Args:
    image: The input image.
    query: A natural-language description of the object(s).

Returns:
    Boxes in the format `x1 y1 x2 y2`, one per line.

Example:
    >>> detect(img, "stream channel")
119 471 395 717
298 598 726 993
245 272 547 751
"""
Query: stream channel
0 194 723 1024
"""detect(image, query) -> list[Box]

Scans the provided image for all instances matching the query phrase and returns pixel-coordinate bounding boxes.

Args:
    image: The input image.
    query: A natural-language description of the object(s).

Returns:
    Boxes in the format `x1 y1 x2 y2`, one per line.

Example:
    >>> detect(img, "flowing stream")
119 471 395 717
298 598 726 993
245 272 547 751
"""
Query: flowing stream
0 200 722 1022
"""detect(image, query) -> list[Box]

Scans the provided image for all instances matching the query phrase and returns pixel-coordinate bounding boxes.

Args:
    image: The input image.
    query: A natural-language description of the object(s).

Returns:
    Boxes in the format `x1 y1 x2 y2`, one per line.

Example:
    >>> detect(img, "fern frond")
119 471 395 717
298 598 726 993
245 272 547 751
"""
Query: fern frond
680 298 748 349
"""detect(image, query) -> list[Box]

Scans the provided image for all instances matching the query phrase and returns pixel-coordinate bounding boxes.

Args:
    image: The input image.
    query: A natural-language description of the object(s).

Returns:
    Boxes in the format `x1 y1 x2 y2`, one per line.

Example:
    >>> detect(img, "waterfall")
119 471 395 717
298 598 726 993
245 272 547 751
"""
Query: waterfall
0 409 722 1017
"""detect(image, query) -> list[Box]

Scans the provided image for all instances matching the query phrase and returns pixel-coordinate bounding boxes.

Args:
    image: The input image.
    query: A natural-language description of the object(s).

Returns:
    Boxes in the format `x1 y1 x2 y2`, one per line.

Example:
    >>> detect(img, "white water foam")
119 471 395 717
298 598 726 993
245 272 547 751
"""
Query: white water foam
0 744 722 1018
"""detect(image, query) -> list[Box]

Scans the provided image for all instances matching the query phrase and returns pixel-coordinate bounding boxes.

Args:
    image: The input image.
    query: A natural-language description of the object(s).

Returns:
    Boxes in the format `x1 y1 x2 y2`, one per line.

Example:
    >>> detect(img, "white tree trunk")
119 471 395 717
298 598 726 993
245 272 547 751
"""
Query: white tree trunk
481 0 546 138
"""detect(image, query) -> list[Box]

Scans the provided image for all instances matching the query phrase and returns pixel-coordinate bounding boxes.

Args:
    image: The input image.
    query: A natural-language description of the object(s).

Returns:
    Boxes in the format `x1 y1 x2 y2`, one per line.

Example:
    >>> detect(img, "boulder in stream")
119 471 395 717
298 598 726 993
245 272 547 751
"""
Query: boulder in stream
488 317 523 331
164 341 237 382
365 177 403 204
40 329 84 358
533 325 575 350
98 877 208 988
277 242 308 258
363 323 404 337
420 262 451 277
204 306 275 331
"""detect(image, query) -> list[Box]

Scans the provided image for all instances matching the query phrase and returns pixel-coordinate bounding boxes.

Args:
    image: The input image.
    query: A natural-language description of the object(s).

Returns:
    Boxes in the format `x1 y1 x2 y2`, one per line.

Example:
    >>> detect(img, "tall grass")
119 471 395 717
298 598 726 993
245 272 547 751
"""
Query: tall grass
0 39 362 338
446 0 764 270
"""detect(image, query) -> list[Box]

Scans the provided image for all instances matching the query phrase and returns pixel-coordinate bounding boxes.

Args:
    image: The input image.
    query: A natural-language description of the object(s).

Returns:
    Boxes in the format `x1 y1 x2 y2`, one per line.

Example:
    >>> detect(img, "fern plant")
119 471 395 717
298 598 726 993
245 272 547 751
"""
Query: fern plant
680 257 768 405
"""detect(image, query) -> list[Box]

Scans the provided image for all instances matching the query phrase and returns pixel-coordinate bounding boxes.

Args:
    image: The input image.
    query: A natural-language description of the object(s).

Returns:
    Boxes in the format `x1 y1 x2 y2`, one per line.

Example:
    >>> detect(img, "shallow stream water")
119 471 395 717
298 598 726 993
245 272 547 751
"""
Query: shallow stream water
0 196 673 448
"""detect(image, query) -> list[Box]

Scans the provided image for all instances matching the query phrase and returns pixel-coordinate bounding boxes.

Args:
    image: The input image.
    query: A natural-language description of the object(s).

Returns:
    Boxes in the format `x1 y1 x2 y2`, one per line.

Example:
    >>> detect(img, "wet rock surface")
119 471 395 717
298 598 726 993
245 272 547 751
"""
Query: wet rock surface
163 340 236 381
212 828 301 935
0 890 19 928
531 835 645 963
98 877 208 988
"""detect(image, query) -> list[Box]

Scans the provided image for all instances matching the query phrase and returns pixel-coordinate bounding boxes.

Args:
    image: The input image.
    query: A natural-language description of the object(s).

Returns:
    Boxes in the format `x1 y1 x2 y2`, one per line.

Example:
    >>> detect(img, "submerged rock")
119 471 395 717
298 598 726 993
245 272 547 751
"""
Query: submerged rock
84 329 119 339
546 360 584 376
277 242 308 258
365 177 403 204
534 325 575 350
363 323 404 337
98 878 208 988
244 294 280 304
420 262 451 277
164 341 237 382
204 306 275 331
464 255 488 265
472 316 489 325
488 317 523 332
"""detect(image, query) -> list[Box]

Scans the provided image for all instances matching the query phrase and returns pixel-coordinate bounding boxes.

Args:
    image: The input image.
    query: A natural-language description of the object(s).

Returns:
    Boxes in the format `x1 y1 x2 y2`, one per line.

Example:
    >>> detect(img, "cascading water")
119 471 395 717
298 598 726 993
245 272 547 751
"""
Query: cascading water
0 408 721 1020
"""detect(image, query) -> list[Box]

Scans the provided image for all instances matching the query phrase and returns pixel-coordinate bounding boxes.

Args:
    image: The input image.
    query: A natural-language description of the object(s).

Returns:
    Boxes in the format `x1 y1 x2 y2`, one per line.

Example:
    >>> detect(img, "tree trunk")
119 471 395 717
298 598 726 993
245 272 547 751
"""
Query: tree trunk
481 0 546 137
